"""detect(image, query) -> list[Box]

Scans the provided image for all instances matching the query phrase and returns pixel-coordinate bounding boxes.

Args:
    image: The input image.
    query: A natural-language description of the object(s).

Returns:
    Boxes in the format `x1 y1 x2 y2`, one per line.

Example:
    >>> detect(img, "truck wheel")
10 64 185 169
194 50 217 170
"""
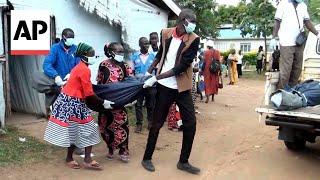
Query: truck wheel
284 139 306 150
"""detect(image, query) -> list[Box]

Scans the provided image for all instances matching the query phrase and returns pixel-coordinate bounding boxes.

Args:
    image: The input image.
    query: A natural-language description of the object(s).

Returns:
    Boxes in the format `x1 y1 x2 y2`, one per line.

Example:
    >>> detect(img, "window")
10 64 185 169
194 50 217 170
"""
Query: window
240 43 251 53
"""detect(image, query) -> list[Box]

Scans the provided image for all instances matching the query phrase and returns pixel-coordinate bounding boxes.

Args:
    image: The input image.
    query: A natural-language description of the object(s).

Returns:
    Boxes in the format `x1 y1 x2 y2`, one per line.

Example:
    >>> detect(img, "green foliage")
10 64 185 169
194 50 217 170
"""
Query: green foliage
221 51 258 65
238 0 276 38
308 0 320 23
243 52 258 65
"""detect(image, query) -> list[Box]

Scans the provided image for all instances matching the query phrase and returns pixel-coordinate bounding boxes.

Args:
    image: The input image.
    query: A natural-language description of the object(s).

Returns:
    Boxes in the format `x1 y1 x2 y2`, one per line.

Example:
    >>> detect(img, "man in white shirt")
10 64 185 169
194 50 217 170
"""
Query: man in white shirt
141 9 200 174
270 0 320 88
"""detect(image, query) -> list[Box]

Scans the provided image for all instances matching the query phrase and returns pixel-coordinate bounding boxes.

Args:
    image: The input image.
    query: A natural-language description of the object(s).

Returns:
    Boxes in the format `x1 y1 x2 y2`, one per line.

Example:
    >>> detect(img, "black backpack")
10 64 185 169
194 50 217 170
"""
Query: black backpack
209 59 220 74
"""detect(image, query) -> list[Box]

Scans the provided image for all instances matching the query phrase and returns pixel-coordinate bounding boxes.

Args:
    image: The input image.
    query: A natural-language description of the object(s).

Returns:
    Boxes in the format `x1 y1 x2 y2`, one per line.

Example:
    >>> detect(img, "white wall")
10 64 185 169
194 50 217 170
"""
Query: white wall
5 0 121 115
122 0 168 50
213 39 270 52
8 0 121 56
0 8 3 54
76 0 169 51
0 64 5 127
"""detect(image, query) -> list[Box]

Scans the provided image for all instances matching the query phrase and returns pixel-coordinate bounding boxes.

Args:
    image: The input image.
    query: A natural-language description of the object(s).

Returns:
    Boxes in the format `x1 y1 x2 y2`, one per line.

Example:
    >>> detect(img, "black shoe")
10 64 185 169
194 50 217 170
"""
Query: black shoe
141 160 155 172
177 162 200 174
135 125 142 133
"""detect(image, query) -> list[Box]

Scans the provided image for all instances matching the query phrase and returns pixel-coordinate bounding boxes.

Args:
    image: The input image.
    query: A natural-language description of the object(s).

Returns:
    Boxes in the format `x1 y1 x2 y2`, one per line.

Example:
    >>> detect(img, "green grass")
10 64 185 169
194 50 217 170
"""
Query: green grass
0 126 61 167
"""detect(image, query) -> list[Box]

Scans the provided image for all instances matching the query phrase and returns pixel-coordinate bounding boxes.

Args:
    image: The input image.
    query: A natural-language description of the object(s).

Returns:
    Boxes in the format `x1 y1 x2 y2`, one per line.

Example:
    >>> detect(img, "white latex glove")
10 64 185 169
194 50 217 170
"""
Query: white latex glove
145 71 151 76
55 76 66 86
143 76 157 88
317 32 320 39
103 100 115 109
63 74 70 81
269 38 277 50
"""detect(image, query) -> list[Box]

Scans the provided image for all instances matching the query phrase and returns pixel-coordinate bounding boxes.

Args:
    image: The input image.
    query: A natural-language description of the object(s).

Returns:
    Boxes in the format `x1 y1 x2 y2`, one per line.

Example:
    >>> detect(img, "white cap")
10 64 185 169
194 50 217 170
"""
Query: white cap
207 40 214 48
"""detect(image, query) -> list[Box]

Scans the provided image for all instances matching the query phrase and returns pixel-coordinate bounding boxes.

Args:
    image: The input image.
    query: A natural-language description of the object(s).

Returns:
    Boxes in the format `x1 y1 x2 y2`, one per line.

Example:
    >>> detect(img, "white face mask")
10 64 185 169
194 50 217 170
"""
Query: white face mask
64 37 75 47
87 56 97 65
114 54 124 62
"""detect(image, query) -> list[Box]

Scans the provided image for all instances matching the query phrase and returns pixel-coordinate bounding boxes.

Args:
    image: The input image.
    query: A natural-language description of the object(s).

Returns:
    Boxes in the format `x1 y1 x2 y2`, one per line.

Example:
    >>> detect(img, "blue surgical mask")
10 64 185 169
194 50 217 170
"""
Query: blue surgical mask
184 19 196 34
64 38 75 47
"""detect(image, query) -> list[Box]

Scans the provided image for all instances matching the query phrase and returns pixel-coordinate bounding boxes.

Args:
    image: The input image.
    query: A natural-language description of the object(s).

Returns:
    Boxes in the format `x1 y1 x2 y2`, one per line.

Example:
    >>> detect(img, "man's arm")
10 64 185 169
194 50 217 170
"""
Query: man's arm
43 46 59 78
156 37 200 80
305 20 319 36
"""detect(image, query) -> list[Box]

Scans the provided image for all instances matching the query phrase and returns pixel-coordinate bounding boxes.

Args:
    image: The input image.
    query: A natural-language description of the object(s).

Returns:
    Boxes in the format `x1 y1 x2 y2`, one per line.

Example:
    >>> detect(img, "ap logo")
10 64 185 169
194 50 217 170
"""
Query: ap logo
10 10 50 55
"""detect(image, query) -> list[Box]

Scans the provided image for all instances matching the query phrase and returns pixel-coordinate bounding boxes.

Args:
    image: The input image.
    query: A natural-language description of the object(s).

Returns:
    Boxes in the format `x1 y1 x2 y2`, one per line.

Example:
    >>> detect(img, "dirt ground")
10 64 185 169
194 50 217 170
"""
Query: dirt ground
2 77 320 180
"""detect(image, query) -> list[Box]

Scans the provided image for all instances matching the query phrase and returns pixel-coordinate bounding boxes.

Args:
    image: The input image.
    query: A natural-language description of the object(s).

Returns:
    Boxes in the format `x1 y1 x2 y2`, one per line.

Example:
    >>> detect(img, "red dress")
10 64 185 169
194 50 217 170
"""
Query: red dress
203 49 221 96
96 59 132 155
44 61 100 148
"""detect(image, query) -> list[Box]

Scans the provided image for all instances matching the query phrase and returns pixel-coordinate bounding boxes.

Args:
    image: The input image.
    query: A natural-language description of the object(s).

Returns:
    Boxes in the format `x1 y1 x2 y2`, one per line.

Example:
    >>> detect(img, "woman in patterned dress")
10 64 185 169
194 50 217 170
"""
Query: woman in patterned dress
44 43 114 170
97 42 132 162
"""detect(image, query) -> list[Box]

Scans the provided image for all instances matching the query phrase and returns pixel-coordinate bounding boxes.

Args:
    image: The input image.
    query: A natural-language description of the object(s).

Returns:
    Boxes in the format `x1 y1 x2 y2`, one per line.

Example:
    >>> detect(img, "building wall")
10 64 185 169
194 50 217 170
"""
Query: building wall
5 0 121 115
0 9 5 127
77 0 169 51
214 39 270 53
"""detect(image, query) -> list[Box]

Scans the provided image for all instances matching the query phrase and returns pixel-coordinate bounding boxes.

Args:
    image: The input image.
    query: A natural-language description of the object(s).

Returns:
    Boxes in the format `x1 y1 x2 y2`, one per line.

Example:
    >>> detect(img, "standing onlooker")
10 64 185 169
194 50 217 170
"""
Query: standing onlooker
203 41 221 103
149 32 159 54
256 46 264 74
228 49 238 85
272 45 281 71
237 50 243 78
44 42 114 170
43 28 79 112
141 9 200 174
97 42 132 163
131 37 156 133
270 0 320 88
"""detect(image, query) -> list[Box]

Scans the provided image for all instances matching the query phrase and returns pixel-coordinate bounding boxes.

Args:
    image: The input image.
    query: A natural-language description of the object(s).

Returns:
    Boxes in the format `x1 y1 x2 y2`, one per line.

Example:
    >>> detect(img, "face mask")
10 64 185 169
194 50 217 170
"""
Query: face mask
83 56 97 65
184 19 196 34
64 38 75 47
114 54 124 62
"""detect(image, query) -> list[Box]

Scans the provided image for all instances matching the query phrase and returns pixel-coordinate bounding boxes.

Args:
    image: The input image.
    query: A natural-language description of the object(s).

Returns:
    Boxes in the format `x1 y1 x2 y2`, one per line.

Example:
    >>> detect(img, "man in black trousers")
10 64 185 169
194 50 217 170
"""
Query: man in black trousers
141 9 200 174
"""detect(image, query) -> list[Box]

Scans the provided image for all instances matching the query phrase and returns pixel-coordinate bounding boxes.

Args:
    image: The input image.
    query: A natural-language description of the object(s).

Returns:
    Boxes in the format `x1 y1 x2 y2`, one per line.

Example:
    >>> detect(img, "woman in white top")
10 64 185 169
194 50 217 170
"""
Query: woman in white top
237 50 243 78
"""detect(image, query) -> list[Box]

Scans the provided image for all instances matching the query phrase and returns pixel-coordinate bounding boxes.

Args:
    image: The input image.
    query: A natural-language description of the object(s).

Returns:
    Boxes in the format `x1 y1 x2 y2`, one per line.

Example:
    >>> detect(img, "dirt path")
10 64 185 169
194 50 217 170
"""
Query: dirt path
2 77 320 180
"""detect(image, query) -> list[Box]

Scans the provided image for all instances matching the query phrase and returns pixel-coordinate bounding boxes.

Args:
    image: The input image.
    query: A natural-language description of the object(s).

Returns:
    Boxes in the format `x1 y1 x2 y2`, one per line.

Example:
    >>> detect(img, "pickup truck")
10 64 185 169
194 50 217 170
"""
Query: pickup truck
256 25 320 150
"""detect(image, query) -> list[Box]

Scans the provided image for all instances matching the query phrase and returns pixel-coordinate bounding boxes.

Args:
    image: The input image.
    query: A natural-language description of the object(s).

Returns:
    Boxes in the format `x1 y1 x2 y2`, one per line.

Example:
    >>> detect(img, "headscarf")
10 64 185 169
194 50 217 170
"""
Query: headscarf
75 42 93 57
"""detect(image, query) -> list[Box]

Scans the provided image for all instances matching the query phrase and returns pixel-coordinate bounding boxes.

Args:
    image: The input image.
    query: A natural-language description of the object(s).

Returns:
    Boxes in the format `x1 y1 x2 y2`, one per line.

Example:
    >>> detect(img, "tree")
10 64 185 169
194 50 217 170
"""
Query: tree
174 0 221 38
238 0 276 60
308 0 320 24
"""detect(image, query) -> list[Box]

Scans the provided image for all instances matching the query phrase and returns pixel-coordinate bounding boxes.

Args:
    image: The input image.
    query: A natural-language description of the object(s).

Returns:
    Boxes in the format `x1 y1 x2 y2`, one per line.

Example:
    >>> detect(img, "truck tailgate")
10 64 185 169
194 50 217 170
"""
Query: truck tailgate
255 106 320 121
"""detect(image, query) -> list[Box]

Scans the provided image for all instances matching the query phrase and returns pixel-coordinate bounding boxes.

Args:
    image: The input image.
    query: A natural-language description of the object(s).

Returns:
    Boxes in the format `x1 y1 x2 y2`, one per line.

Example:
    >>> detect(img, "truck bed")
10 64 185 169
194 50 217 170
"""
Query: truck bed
255 105 320 121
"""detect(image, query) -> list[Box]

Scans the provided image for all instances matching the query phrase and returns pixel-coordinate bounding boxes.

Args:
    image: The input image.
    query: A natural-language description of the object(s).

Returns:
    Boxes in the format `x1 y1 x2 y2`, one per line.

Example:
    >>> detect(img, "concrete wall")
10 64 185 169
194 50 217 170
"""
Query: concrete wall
214 39 270 53
4 0 121 115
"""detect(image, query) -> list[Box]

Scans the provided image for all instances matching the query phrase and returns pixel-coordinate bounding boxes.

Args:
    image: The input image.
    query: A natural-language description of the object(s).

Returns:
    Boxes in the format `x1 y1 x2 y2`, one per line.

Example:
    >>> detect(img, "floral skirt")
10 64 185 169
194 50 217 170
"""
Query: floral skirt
44 93 100 148
98 108 129 154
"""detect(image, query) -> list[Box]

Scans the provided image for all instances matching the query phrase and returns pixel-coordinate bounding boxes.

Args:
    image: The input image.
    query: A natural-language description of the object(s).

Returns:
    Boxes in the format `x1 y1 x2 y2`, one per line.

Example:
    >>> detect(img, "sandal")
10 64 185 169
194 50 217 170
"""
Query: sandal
119 154 130 163
83 160 102 170
106 153 114 160
66 160 81 169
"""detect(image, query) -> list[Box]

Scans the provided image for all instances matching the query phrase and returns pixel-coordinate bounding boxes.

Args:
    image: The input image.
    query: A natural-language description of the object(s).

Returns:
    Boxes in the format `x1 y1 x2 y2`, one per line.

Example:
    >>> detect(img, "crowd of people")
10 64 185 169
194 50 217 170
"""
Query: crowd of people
39 9 202 174
36 0 320 175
